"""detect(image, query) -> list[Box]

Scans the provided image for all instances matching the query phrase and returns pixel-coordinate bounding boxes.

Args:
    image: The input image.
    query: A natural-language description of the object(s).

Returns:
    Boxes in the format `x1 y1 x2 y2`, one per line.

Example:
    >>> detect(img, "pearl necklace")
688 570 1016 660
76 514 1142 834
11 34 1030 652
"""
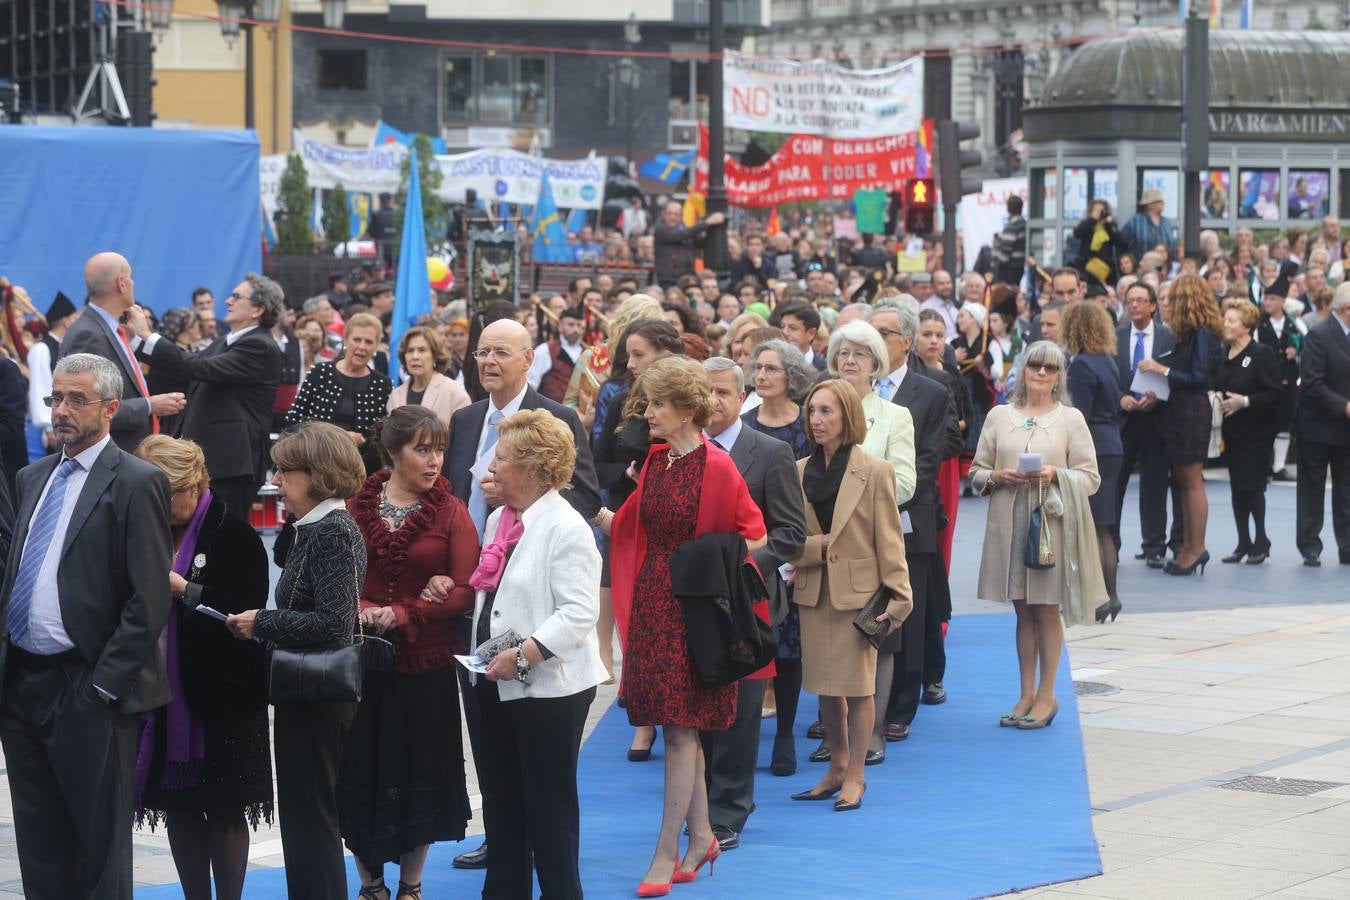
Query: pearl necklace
666 443 699 470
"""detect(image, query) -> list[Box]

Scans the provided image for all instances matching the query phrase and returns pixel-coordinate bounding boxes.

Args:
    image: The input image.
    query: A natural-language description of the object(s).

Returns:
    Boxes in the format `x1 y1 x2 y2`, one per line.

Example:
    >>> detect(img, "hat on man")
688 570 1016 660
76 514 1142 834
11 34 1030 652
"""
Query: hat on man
46 291 77 323
1138 188 1165 208
368 281 395 296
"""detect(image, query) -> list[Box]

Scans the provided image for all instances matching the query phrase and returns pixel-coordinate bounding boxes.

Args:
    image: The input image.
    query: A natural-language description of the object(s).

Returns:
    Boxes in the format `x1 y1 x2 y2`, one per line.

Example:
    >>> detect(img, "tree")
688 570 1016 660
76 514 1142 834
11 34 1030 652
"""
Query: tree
276 153 315 254
322 183 352 254
396 133 447 256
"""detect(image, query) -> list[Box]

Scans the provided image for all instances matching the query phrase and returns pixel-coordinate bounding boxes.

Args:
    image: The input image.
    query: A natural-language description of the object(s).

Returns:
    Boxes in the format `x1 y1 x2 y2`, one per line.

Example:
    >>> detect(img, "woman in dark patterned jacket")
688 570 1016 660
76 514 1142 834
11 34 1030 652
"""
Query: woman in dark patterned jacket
227 422 367 899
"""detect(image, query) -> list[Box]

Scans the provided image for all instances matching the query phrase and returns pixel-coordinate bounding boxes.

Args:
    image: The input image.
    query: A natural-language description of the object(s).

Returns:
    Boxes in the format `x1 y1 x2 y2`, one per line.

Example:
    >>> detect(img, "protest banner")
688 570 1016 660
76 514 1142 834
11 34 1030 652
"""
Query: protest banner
959 177 1030 268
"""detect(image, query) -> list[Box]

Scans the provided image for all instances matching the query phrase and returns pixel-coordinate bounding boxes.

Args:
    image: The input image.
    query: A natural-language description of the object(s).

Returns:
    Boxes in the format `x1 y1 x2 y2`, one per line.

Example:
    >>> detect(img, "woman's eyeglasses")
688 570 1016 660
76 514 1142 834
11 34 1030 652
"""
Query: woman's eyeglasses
752 363 786 376
1029 362 1061 374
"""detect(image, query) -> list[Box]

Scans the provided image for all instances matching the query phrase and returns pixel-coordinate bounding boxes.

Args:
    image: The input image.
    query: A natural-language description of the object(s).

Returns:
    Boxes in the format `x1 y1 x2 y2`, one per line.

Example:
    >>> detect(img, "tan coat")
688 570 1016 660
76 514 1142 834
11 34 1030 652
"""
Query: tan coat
968 403 1100 605
791 446 913 624
387 371 471 427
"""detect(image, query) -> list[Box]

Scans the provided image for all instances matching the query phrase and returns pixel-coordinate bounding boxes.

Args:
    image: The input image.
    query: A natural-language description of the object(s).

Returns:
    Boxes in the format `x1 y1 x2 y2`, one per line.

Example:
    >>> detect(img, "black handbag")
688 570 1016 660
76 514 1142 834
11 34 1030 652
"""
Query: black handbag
852 586 891 650
1024 477 1056 571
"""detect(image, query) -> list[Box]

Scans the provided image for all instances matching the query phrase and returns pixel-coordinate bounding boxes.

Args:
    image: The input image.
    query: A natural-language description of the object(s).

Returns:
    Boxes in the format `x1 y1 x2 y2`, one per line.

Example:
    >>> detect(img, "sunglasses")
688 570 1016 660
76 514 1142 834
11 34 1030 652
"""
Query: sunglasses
1029 362 1061 374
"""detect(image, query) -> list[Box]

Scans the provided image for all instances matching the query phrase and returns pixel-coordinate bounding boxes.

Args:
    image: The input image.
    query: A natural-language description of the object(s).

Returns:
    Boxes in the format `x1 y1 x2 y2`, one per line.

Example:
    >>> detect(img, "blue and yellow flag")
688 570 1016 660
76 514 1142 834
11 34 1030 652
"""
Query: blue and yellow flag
530 174 573 263
639 150 695 185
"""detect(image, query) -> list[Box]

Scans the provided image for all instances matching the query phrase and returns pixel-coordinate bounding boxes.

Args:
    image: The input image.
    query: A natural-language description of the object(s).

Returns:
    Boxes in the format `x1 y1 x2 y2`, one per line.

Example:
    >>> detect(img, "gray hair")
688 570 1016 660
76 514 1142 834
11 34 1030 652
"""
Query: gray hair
159 307 199 344
869 296 921 342
703 355 745 393
1332 281 1350 314
54 352 124 400
302 295 330 315
243 272 285 330
827 320 890 376
1005 341 1071 408
751 339 816 402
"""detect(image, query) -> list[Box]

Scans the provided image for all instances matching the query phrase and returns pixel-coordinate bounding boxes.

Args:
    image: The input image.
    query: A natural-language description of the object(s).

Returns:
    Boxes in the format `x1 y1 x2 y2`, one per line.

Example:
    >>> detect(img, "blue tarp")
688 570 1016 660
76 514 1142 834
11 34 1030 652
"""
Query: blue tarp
0 126 260 316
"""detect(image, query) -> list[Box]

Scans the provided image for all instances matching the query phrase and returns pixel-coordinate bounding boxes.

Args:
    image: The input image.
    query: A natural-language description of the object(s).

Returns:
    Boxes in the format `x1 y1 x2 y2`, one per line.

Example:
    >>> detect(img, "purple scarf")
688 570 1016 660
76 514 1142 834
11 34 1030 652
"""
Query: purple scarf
134 490 213 810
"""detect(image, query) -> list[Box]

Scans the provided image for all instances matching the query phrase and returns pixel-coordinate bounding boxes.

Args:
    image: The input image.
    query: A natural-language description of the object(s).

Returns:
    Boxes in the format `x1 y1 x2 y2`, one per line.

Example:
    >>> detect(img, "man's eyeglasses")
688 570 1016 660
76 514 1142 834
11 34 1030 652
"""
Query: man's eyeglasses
43 393 112 409
471 347 524 362
874 328 902 340
227 291 254 303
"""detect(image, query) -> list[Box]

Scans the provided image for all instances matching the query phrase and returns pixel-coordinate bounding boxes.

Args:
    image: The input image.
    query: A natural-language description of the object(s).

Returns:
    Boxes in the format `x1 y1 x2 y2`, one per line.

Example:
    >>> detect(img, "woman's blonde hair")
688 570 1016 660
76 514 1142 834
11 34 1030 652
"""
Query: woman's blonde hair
1166 273 1223 343
496 409 576 491
804 379 867 447
606 295 665 359
1221 296 1260 335
344 312 383 341
272 421 366 501
1060 301 1116 356
136 435 210 495
630 355 714 428
722 312 770 356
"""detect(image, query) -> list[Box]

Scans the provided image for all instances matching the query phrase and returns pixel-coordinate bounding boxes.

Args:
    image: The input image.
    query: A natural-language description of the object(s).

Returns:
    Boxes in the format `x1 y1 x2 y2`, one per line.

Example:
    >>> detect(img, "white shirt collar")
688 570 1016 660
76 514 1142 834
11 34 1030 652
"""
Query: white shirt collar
704 416 744 453
1131 320 1154 338
802 347 816 365
226 324 258 346
490 384 530 419
295 497 346 527
64 433 112 471
885 364 908 388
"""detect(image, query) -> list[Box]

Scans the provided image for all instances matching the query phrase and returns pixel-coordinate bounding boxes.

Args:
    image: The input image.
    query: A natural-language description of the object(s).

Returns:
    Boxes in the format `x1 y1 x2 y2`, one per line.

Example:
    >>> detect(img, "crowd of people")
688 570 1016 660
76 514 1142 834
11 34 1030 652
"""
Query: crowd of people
0 181 1346 899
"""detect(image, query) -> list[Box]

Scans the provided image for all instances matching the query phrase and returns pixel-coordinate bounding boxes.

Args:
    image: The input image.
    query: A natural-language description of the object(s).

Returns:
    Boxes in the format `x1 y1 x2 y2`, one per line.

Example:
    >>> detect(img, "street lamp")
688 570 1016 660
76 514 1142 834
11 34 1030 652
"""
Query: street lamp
321 0 346 30
620 14 640 177
215 0 282 129
148 0 174 34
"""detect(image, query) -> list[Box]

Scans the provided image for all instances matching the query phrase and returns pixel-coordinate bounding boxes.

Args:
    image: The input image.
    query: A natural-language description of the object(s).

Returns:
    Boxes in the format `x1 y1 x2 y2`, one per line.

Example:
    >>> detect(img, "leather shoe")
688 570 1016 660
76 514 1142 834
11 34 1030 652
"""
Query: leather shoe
1304 554 1322 567
806 720 826 739
808 741 831 763
884 723 910 742
1144 555 1165 569
922 682 947 705
1133 551 1148 560
712 825 740 851
770 734 797 776
1340 555 1350 566
452 840 488 869
864 747 885 766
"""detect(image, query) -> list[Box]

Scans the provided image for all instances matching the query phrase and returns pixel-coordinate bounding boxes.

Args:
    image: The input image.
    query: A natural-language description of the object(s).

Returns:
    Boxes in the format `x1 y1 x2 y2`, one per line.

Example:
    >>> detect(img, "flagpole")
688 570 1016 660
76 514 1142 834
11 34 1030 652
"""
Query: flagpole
704 0 729 280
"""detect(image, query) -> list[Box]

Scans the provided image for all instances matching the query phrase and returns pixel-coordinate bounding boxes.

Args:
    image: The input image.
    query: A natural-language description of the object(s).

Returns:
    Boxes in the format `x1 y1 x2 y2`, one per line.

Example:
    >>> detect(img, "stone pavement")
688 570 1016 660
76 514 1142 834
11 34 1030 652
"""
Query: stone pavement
0 477 1339 897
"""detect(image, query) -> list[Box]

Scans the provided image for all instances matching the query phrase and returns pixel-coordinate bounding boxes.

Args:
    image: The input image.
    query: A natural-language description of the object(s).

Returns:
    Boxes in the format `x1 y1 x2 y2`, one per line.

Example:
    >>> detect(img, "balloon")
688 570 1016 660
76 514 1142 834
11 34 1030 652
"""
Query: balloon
427 257 449 284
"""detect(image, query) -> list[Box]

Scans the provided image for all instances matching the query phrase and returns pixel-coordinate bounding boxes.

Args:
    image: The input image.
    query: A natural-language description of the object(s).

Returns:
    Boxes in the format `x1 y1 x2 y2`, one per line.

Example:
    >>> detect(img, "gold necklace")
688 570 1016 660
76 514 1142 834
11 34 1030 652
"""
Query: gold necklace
666 443 699 470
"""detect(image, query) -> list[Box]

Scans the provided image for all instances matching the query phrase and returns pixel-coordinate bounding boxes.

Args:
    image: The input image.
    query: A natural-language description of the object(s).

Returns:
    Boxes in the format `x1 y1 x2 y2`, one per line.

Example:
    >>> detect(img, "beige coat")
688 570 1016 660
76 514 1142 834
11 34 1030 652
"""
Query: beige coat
969 404 1100 605
791 445 913 623
387 371 471 427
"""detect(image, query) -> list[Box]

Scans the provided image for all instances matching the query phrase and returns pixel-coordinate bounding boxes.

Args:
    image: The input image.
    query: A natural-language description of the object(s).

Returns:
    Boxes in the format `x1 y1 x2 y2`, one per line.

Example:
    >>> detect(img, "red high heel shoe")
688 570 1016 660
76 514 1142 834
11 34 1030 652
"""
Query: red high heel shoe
671 839 721 884
635 879 672 897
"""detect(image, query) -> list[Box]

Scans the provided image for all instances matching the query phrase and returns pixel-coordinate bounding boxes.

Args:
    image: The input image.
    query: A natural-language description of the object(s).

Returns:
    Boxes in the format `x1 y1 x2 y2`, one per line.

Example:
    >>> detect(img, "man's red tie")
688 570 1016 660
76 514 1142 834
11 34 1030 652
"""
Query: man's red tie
117 325 159 434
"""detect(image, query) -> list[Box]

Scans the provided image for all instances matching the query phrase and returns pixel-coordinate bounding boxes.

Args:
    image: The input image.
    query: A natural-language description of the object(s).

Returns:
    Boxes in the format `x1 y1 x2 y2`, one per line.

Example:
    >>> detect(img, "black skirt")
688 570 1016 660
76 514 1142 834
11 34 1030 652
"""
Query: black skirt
338 666 471 870
1225 437 1273 493
139 708 274 829
1164 388 1213 465
1089 455 1124 527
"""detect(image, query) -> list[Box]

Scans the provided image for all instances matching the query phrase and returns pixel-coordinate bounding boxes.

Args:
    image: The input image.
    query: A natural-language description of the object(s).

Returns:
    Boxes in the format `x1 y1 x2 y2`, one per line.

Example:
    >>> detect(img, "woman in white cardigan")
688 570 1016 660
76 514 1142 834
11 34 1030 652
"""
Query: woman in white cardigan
469 409 605 900
386 326 471 426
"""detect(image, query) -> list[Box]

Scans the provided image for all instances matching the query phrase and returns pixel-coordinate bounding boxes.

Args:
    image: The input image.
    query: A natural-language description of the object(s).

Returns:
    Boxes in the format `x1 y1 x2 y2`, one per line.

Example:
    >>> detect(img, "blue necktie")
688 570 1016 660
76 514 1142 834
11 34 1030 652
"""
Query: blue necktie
8 458 80 647
468 411 505 540
1131 332 1146 400
875 376 894 402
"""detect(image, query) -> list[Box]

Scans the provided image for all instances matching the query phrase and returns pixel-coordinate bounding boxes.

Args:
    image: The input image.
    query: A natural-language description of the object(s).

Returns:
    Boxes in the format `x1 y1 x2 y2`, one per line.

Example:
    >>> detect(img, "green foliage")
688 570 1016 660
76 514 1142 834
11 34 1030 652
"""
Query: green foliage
396 133 447 256
276 153 315 255
322 182 352 254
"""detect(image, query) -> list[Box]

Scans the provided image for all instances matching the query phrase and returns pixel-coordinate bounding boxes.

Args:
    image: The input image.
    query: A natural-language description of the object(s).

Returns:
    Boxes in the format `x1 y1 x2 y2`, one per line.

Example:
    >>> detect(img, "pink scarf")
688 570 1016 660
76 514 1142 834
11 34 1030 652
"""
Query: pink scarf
470 506 525 592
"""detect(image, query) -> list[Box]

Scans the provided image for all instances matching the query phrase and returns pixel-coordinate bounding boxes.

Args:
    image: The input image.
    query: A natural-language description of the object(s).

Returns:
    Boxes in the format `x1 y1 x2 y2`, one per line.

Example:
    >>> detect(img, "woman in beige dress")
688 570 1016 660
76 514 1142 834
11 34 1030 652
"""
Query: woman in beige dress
969 341 1101 730
789 379 912 812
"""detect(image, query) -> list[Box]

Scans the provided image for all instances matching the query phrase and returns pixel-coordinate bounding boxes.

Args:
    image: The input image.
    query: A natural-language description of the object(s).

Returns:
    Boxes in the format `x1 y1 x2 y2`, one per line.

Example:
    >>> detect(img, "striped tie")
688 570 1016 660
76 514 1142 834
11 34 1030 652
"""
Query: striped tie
7 458 80 647
468 411 505 540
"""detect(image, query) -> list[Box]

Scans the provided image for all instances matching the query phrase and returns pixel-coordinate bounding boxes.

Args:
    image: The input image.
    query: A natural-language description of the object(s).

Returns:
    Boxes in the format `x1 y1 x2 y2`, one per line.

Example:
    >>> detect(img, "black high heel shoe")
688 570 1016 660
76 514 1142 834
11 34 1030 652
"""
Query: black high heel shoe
1221 547 1249 564
1094 599 1122 623
1246 543 1270 565
1165 550 1210 576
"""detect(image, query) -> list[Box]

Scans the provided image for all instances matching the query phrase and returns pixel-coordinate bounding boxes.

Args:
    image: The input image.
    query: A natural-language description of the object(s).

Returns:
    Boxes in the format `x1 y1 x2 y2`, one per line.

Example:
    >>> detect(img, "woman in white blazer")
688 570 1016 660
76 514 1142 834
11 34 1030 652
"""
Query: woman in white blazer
469 409 604 900
386 326 471 426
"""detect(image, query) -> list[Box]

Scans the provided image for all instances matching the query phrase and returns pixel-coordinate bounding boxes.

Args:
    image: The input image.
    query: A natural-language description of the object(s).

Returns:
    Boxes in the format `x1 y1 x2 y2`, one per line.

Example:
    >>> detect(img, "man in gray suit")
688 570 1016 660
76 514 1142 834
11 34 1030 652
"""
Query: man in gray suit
0 353 173 899
699 357 806 850
60 252 185 452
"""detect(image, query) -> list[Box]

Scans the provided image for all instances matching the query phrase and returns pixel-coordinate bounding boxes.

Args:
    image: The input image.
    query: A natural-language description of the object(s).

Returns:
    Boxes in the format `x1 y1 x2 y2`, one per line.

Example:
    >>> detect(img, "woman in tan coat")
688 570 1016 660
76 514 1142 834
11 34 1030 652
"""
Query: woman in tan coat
789 379 912 812
969 341 1100 731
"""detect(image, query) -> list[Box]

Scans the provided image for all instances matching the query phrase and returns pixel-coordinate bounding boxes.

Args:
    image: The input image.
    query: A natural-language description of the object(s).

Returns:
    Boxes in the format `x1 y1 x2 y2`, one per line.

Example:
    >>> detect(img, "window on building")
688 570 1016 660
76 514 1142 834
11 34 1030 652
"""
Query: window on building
1287 170 1330 219
1030 167 1057 219
318 50 367 91
1137 168 1180 219
1201 170 1230 219
992 50 1024 150
441 51 551 126
1237 169 1280 220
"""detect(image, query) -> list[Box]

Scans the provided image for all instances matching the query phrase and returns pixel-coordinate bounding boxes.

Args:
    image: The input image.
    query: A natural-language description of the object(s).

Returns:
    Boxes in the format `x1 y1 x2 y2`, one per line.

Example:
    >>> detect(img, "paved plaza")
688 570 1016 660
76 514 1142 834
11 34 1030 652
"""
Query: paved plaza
0 476 1341 897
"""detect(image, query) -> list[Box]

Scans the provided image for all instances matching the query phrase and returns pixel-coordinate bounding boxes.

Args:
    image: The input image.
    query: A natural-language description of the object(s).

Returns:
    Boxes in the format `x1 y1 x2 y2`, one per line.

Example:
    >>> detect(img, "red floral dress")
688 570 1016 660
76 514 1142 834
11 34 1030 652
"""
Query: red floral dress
621 445 738 730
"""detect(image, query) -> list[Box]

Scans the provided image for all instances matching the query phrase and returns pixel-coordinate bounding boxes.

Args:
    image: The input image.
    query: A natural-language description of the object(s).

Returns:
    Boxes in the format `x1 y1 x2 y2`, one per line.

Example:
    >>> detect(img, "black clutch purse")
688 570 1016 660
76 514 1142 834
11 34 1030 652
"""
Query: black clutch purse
852 586 892 650
1024 478 1056 571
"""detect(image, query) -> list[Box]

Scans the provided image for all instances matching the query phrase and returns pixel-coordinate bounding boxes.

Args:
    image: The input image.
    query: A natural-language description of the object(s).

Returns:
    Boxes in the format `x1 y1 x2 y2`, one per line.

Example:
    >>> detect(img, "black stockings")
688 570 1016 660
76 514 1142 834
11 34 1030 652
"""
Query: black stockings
1231 488 1269 552
165 809 251 900
1096 525 1119 604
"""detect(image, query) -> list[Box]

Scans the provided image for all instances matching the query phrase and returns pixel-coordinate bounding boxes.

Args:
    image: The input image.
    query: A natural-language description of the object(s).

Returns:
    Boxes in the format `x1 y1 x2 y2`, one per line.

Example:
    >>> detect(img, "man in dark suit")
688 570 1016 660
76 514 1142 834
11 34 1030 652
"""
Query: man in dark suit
60 253 185 451
1294 286 1350 566
127 273 284 521
0 352 172 899
699 357 806 850
443 317 600 871
1256 284 1301 480
1114 281 1180 566
868 299 957 742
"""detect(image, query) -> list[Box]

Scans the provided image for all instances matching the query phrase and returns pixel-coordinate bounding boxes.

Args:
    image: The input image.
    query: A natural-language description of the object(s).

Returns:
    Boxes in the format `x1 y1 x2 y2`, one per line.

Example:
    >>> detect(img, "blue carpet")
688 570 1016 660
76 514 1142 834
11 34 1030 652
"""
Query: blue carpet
138 613 1100 899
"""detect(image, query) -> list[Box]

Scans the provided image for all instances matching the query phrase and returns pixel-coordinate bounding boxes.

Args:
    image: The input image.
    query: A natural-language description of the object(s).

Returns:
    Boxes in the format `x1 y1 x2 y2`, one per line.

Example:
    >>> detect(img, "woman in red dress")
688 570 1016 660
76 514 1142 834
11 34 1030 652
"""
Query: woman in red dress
603 357 766 896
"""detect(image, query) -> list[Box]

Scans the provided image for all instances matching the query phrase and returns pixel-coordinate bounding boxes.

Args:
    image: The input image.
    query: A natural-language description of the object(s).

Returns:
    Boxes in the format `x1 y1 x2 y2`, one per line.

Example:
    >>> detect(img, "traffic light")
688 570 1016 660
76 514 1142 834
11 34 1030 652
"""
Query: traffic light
937 120 982 202
117 31 156 127
902 177 936 235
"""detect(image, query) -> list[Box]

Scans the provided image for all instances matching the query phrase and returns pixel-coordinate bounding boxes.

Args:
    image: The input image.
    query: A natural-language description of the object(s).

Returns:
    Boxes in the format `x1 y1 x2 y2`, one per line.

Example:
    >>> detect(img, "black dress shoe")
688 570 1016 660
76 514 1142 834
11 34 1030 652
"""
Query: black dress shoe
922 683 947 705
452 840 488 869
1304 555 1322 567
864 747 885 766
790 785 840 801
806 720 826 739
1145 555 1165 569
770 734 797 776
884 723 910 742
808 740 831 763
1133 551 1148 560
712 825 740 851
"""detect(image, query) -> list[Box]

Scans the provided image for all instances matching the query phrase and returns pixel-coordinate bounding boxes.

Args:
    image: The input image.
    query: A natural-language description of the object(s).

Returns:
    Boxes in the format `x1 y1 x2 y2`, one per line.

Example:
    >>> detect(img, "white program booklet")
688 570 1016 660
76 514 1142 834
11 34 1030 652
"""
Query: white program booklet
1130 368 1171 401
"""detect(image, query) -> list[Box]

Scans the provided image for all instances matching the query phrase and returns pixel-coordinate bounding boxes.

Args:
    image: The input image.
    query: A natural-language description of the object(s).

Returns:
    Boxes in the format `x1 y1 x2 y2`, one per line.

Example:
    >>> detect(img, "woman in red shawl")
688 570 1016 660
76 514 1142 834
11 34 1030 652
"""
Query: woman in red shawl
599 357 765 896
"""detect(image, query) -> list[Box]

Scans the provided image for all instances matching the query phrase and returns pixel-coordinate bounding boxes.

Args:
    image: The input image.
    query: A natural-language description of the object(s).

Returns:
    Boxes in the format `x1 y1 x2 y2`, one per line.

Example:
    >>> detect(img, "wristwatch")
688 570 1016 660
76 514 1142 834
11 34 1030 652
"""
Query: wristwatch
514 646 532 683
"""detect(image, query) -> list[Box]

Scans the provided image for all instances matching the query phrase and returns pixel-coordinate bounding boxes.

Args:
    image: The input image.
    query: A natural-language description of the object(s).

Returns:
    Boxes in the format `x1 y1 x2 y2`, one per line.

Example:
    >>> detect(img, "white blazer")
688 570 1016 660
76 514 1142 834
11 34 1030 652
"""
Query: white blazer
470 490 605 700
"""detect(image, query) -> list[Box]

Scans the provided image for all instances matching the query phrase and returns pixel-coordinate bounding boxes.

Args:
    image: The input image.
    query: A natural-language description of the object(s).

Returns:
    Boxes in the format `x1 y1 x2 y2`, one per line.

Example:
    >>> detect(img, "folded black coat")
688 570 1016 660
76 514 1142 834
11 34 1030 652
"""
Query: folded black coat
670 532 777 690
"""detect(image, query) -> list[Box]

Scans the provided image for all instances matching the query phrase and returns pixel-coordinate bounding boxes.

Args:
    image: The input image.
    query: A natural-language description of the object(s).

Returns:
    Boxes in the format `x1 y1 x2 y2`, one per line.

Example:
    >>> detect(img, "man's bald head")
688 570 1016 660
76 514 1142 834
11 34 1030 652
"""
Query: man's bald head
477 317 534 401
85 252 134 312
